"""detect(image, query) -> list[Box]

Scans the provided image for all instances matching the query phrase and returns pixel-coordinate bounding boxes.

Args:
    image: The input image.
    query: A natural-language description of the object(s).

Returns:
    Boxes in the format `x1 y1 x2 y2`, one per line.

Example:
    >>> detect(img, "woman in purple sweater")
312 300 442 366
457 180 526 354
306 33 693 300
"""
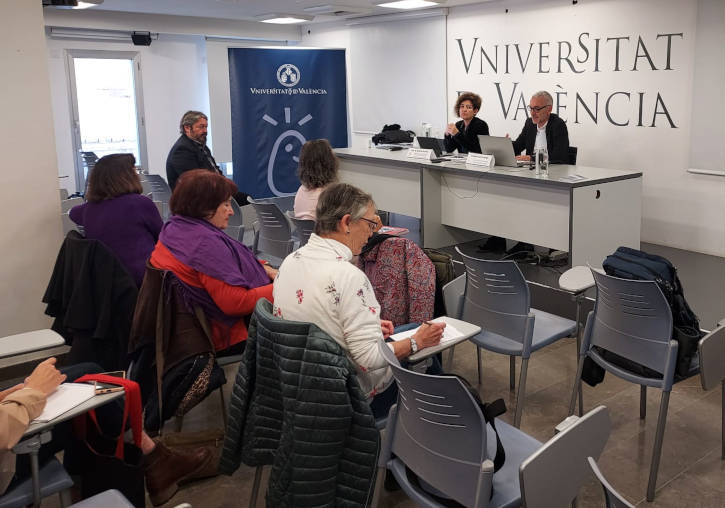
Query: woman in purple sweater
70 154 163 287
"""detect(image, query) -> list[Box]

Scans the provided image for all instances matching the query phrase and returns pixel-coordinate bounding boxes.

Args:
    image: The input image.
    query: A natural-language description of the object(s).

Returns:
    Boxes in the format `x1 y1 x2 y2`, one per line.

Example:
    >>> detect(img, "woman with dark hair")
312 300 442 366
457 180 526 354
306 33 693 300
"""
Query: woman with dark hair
149 170 276 354
443 91 490 154
293 139 339 220
70 153 163 287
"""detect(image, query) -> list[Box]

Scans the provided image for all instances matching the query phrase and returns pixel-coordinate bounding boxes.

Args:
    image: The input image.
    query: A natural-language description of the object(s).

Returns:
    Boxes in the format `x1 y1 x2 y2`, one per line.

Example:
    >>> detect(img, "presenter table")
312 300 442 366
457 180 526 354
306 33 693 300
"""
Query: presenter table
336 147 642 268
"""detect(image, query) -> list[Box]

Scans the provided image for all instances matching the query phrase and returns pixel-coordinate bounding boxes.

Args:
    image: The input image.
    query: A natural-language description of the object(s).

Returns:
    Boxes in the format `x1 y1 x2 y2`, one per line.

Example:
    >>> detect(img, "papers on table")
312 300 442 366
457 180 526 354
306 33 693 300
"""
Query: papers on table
378 226 409 236
559 174 588 182
389 317 464 344
33 383 96 422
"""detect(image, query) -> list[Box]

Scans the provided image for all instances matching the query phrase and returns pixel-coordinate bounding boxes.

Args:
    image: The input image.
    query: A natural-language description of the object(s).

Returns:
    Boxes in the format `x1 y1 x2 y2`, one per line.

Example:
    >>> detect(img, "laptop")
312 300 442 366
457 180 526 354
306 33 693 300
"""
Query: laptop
477 135 526 167
416 136 445 158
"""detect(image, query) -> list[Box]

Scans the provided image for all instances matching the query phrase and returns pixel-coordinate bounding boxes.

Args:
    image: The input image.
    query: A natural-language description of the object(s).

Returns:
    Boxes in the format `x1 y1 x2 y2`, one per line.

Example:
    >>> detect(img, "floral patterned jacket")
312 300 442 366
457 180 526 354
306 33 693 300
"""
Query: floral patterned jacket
357 237 435 327
272 234 393 398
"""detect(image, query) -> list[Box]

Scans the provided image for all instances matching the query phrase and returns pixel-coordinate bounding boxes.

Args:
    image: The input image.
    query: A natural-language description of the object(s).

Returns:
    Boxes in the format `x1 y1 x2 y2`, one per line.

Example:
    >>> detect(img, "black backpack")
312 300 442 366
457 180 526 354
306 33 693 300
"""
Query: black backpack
371 124 415 145
600 246 702 378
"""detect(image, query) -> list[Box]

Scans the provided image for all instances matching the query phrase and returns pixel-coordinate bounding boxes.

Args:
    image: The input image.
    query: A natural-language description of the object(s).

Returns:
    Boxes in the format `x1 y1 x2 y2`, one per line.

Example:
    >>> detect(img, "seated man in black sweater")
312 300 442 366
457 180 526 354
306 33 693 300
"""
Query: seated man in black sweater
512 90 570 164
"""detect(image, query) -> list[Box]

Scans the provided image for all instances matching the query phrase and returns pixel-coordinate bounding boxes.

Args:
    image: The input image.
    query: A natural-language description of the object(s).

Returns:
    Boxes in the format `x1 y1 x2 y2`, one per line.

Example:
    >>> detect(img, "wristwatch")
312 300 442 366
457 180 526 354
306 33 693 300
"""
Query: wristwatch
410 337 419 354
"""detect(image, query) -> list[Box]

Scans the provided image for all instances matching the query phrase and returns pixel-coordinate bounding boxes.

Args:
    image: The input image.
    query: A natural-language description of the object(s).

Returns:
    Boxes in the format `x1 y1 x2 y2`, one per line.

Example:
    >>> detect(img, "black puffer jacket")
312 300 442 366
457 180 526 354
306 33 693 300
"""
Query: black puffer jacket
219 299 379 507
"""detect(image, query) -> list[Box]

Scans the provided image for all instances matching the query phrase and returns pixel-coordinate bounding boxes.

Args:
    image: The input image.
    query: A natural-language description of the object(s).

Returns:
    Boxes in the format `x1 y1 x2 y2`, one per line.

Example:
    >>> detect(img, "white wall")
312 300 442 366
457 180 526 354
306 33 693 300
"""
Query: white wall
0 1 61 336
47 34 210 192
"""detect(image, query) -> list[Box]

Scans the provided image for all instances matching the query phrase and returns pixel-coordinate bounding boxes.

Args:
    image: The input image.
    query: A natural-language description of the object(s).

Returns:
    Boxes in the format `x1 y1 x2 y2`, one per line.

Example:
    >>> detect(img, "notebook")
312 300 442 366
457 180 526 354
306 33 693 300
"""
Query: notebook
33 383 96 423
389 317 464 344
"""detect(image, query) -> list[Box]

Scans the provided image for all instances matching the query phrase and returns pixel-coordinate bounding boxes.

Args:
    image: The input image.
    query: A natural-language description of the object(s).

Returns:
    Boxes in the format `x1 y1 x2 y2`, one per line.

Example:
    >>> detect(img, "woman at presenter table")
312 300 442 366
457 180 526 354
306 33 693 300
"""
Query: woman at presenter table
443 91 490 154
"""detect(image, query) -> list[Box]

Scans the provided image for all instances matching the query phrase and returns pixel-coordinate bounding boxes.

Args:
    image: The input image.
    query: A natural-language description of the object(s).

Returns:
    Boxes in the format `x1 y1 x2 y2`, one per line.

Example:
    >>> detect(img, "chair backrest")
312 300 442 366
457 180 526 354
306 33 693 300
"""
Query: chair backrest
519 406 611 508
698 323 725 390
384 356 493 507
60 197 82 213
588 270 675 376
587 456 635 508
228 197 243 227
250 201 294 259
288 215 316 247
568 146 578 165
442 273 466 319
250 194 295 213
456 248 532 342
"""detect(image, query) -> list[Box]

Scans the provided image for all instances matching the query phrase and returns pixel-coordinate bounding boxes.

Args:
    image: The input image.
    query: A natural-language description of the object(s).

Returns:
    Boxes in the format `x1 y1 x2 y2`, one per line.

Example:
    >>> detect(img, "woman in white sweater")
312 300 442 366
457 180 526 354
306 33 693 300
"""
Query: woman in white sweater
273 183 444 418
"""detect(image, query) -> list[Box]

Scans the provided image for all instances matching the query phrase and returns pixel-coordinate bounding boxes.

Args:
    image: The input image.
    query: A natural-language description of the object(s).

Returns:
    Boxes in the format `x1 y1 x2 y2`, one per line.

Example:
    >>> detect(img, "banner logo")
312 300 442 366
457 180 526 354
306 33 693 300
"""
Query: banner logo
277 64 301 87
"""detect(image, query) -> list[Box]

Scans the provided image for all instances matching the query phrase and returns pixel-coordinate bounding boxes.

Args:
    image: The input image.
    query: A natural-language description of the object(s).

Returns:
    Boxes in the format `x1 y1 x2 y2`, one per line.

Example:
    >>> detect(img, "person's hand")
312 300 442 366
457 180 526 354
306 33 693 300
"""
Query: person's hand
447 123 459 136
24 358 66 397
412 321 446 349
263 264 278 281
516 155 531 161
380 320 394 339
0 383 25 402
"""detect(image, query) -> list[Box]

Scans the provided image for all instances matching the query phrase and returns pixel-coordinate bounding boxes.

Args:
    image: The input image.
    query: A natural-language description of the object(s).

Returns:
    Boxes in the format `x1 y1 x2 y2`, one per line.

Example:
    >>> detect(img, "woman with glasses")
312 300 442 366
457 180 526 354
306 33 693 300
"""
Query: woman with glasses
512 90 570 164
443 91 489 154
273 183 445 418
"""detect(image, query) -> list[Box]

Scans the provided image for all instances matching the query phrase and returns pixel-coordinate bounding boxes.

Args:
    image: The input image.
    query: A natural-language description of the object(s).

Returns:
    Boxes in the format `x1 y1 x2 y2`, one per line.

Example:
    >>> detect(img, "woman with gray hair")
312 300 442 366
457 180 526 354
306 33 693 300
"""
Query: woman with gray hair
273 183 445 418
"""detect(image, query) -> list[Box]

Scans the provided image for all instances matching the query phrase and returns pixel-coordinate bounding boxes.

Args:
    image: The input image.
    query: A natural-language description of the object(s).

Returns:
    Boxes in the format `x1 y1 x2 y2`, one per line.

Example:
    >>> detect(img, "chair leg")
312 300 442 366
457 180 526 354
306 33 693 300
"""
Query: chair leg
250 465 264 508
720 379 725 459
59 489 72 508
646 390 671 502
569 357 585 416
514 358 529 428
219 386 228 427
477 348 482 385
575 334 583 417
640 385 647 420
509 356 516 390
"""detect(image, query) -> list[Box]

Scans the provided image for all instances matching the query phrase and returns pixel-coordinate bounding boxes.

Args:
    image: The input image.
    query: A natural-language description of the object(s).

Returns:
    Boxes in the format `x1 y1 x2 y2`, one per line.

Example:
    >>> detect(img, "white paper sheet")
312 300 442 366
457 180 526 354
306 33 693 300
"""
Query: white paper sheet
389 317 463 343
33 383 96 422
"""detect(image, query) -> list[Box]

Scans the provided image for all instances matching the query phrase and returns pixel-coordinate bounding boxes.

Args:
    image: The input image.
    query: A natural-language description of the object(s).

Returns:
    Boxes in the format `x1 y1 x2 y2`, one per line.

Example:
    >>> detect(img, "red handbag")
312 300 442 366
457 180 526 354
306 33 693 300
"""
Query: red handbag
72 375 145 507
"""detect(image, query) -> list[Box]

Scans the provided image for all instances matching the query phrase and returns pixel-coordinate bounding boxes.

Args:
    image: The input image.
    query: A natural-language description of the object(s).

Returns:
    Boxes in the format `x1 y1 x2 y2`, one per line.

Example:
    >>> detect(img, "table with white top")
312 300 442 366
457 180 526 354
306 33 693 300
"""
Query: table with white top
336 147 642 268
0 330 69 369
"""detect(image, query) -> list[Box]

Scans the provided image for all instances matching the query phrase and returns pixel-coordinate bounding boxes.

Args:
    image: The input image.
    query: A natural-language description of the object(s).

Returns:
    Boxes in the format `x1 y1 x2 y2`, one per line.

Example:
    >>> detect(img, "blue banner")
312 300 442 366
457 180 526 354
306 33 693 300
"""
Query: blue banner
228 48 348 198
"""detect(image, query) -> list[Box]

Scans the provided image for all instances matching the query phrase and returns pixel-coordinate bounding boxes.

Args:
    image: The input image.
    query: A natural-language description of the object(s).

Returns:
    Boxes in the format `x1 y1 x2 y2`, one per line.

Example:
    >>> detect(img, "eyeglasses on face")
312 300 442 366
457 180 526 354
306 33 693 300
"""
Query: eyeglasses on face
358 217 378 232
527 105 551 113
459 104 475 110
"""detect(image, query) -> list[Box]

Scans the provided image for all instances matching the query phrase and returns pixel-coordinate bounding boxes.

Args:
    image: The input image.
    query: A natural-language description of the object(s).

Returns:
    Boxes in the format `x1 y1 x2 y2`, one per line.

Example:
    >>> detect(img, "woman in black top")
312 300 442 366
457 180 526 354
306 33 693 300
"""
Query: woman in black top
443 92 489 154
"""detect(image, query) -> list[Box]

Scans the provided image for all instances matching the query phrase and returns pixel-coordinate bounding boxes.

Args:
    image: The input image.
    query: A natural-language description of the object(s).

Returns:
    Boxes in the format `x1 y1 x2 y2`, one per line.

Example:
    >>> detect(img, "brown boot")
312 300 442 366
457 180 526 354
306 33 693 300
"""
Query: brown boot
143 441 213 506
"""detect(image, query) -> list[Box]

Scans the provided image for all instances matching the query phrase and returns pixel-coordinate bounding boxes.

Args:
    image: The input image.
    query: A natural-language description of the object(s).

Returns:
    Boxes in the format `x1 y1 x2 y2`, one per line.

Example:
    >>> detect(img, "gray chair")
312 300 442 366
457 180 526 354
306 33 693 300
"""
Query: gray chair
456 249 577 428
60 197 82 213
248 200 294 263
286 212 315 248
375 337 542 508
587 457 635 508
440 273 466 370
568 269 678 502
0 432 72 508
224 197 245 242
519 406 611 508
698 320 725 459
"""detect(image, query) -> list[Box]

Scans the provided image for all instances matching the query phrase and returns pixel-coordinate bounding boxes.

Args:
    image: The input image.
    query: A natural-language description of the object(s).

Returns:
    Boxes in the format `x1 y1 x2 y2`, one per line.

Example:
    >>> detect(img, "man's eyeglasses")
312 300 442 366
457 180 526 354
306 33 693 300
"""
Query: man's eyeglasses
527 105 551 113
359 217 378 232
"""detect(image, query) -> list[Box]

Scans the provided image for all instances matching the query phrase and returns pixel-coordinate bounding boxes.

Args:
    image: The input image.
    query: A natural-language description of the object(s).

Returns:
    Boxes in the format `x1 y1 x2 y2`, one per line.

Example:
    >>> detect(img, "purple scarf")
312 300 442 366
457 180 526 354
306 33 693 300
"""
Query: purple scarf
159 215 270 329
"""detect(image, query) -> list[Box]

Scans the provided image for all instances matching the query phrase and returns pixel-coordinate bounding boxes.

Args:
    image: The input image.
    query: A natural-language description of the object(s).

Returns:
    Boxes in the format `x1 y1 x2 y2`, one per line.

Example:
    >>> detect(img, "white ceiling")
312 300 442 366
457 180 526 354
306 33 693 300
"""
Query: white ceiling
89 0 497 24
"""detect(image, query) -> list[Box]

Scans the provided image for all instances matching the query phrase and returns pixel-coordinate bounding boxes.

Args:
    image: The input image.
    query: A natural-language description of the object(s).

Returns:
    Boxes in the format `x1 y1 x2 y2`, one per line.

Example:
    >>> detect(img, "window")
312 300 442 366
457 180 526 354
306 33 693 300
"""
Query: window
67 50 147 193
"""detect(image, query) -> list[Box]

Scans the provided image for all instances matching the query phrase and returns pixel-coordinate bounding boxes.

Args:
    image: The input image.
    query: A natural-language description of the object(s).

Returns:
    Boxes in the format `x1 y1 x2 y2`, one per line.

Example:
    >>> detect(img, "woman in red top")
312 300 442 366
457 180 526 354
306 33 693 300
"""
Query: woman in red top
150 170 276 354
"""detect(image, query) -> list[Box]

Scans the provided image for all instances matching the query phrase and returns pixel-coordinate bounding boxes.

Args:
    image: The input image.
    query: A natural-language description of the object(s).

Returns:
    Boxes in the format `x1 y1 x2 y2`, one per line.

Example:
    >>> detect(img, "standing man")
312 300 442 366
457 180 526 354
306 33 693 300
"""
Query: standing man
512 91 570 164
166 111 220 190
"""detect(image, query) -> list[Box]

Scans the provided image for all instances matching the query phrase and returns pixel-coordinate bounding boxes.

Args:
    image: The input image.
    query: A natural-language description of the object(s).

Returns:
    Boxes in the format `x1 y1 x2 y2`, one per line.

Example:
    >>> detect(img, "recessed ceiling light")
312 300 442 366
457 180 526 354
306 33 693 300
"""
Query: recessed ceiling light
374 0 443 9
304 4 372 16
255 13 315 24
45 0 103 9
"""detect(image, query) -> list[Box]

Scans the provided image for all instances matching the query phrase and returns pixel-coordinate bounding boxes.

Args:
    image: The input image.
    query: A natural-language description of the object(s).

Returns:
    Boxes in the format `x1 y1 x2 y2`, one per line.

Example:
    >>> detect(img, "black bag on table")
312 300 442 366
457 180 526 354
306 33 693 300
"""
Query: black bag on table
372 124 415 145
582 246 702 386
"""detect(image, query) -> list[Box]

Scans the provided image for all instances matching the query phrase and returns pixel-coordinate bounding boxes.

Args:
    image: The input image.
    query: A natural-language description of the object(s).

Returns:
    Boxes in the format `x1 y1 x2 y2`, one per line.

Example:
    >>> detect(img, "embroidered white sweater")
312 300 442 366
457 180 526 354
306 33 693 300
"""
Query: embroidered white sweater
273 233 393 398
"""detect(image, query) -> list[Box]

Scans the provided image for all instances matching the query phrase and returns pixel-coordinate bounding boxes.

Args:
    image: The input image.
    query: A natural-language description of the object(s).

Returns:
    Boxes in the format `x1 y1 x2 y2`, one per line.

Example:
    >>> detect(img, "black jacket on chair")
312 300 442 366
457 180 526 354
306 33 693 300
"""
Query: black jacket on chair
165 134 221 190
43 231 138 371
219 299 379 507
512 113 570 164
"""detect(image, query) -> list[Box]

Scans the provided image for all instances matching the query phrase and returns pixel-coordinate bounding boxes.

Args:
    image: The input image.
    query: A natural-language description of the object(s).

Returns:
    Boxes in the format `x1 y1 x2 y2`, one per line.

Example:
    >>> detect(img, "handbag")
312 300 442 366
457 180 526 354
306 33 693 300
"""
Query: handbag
71 374 146 508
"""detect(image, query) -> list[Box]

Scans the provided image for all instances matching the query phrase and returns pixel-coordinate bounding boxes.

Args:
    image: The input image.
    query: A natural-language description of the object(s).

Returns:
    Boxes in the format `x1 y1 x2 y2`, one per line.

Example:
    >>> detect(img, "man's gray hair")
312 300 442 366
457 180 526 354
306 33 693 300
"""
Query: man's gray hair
179 110 208 134
315 183 375 235
531 91 553 105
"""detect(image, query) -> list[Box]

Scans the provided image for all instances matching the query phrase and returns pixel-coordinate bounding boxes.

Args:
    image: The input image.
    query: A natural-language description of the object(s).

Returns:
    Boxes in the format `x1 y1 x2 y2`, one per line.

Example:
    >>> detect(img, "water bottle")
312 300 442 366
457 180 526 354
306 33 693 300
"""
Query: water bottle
534 147 549 177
